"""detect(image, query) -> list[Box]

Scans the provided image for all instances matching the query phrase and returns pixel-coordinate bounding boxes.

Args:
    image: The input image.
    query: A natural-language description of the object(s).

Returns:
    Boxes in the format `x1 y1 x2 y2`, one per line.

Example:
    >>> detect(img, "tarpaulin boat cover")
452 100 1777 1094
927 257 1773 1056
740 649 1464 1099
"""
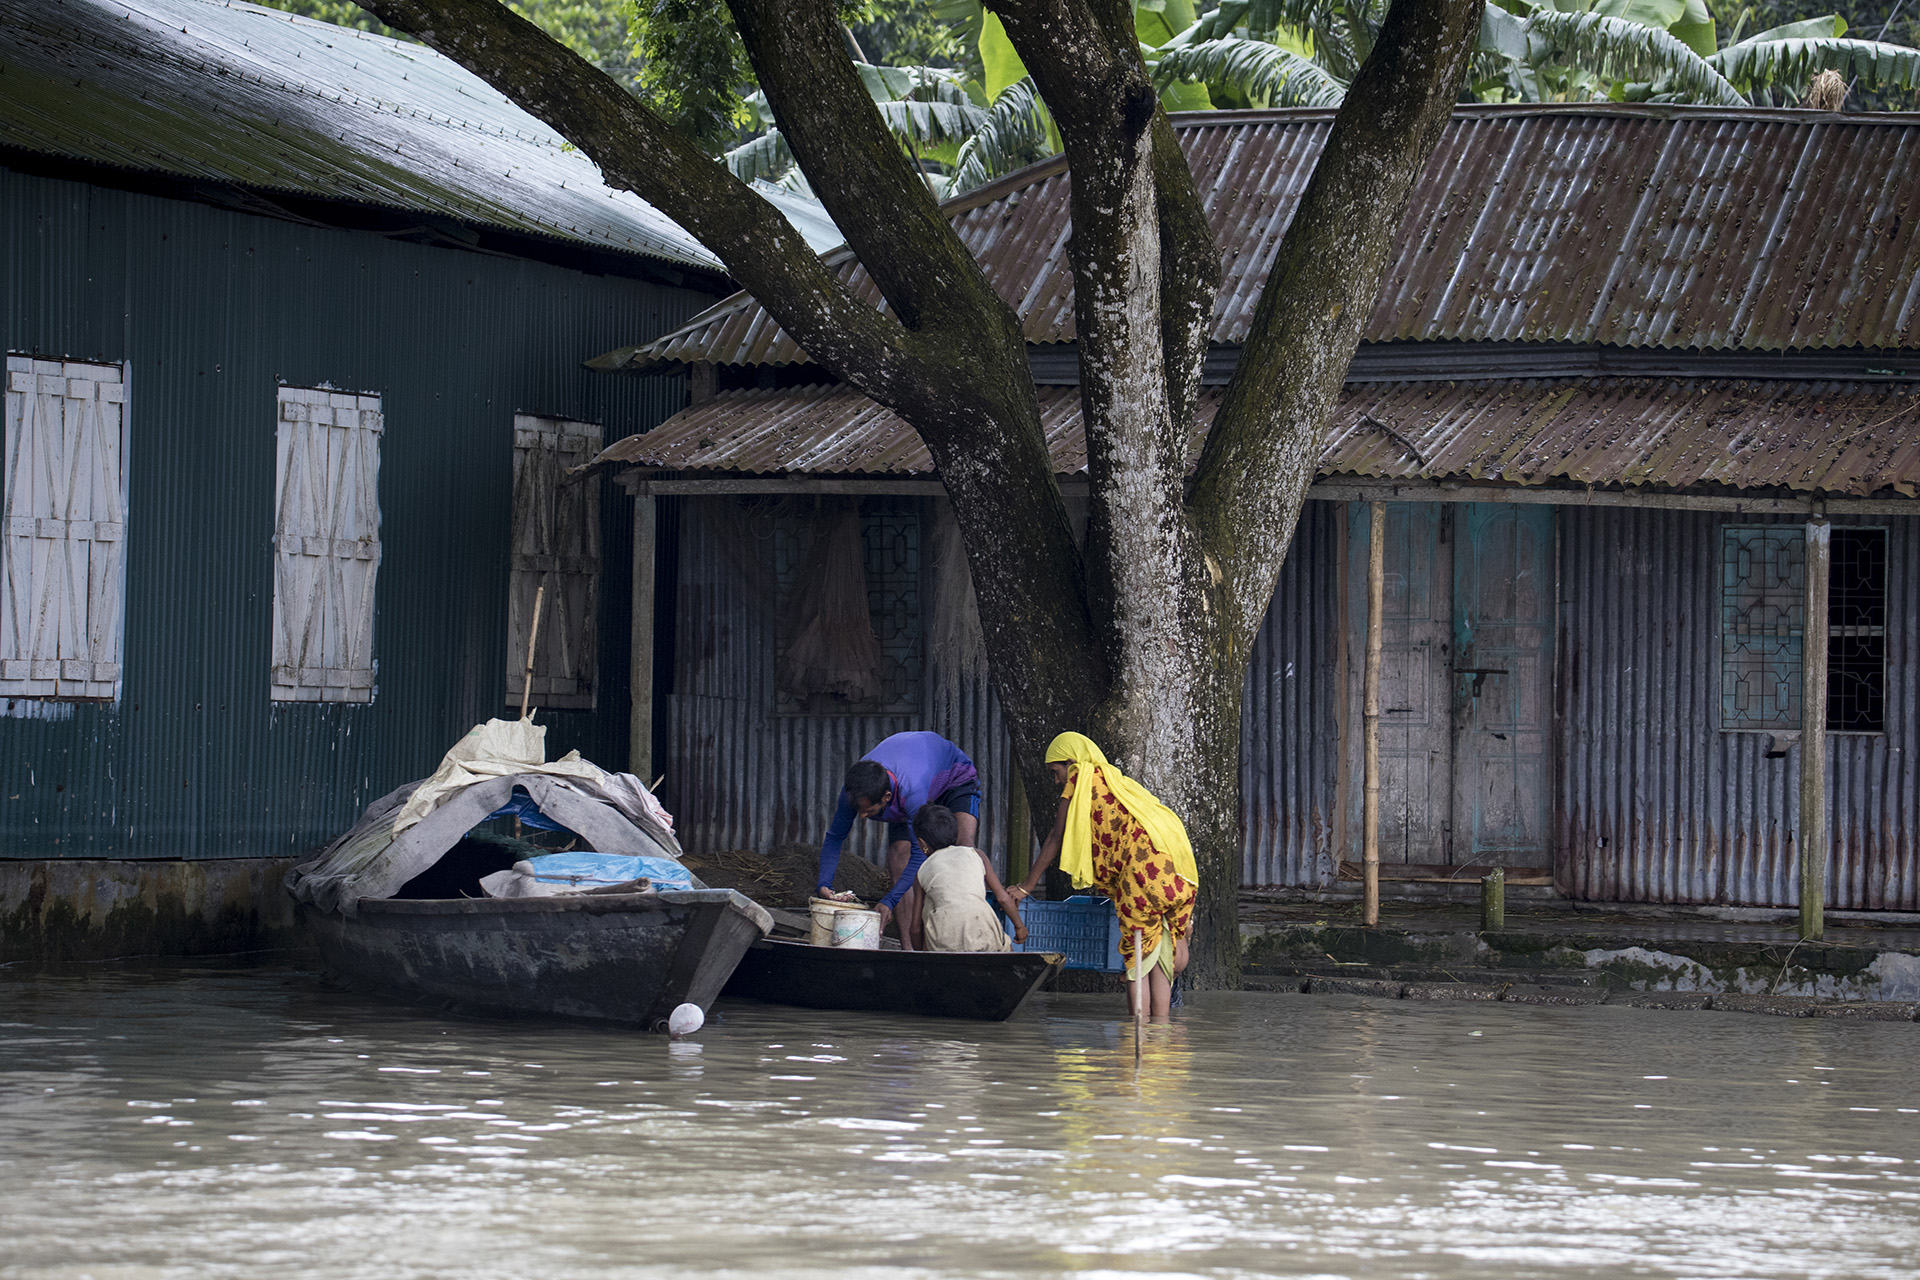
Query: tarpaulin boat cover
286 720 688 915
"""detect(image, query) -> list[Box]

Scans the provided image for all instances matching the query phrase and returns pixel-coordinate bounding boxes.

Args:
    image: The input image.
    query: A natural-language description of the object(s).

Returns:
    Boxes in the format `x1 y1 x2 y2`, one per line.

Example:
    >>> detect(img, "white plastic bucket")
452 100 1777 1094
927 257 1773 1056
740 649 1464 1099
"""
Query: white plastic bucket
830 906 882 950
808 898 882 949
808 898 841 946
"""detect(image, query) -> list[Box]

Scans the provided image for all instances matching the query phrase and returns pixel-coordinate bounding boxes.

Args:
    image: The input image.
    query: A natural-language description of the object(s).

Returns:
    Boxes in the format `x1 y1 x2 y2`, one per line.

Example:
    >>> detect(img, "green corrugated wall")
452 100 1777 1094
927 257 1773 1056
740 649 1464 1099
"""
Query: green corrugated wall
0 166 717 858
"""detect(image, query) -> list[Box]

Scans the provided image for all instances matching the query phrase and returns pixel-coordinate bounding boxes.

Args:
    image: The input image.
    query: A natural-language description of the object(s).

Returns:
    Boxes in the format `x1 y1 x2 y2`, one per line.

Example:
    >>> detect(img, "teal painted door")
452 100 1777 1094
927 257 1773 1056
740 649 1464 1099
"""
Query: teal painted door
1352 503 1555 868
1450 504 1556 868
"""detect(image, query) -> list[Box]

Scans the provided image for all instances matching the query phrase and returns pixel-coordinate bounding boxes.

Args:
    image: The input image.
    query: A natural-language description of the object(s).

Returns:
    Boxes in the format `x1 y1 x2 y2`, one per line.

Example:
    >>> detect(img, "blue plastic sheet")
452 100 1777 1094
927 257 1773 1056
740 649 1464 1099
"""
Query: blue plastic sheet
525 851 695 891
484 789 567 832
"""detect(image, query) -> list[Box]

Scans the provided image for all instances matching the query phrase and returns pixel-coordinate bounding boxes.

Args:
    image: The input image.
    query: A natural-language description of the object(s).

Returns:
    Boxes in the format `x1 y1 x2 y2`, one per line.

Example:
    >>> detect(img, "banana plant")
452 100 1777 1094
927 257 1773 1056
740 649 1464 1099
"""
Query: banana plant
1494 3 1920 104
1152 0 1920 109
725 62 988 195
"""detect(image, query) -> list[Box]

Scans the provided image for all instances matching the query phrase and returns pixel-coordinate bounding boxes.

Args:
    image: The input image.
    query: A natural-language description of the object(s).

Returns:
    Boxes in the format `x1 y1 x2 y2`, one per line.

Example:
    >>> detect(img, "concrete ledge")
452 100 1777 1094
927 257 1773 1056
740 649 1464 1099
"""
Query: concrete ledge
0 858 303 962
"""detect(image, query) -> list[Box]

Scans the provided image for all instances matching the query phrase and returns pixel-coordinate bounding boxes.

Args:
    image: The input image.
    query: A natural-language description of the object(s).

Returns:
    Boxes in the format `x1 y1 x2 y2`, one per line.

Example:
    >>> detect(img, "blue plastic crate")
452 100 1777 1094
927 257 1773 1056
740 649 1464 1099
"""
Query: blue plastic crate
1003 895 1123 972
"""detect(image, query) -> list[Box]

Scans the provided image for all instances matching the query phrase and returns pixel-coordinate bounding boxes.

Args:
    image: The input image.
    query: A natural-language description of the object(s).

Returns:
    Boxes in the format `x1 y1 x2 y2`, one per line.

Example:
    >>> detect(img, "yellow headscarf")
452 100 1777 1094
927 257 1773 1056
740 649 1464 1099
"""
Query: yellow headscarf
1044 732 1200 891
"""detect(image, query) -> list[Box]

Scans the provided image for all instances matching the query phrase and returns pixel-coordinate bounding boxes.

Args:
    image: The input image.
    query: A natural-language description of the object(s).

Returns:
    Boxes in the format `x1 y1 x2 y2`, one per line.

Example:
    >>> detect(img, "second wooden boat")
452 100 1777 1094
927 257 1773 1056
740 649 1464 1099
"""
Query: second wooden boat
721 937 1063 1021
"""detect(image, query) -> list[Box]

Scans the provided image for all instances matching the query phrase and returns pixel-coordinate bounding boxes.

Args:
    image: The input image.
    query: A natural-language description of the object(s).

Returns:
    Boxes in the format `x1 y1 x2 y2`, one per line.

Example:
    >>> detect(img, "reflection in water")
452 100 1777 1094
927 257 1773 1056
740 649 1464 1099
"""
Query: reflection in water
2 960 1918 1278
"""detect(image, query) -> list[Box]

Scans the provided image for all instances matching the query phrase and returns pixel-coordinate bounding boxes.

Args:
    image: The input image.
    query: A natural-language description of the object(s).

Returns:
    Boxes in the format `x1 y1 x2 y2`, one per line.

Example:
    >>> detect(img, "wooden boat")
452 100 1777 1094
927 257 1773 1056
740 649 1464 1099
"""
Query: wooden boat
301 888 772 1029
721 937 1064 1021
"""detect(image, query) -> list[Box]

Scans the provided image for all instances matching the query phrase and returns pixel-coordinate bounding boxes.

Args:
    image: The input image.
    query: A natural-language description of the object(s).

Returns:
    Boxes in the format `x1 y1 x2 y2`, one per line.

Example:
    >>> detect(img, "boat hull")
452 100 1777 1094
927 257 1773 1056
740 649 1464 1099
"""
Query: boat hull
302 889 770 1027
722 938 1063 1021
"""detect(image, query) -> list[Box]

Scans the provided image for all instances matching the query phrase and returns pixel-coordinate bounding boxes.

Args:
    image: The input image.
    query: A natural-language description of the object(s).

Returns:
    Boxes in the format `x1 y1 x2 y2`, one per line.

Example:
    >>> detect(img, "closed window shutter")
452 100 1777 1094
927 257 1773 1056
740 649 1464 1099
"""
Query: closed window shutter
273 387 381 703
1 355 127 701
506 415 600 711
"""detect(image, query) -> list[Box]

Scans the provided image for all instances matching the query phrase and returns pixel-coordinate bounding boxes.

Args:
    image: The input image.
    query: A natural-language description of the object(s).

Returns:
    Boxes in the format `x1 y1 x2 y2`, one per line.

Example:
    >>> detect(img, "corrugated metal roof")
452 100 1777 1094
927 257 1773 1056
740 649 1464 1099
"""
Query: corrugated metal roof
599 378 1920 496
608 105 1920 367
0 0 719 269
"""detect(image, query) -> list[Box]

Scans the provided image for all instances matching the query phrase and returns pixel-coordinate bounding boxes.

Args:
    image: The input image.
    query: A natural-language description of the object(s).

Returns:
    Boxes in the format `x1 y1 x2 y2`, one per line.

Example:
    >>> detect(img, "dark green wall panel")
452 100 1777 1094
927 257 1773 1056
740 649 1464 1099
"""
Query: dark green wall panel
0 167 714 858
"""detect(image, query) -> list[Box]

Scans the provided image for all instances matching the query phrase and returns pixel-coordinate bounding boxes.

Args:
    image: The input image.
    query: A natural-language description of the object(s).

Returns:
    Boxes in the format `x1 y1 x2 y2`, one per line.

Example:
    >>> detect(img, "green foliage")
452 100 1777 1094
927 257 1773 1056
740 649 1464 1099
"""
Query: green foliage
851 0 975 74
1710 29 1920 95
251 0 639 83
1708 0 1918 106
950 77 1055 192
1524 8 1749 101
1155 37 1348 105
625 0 755 150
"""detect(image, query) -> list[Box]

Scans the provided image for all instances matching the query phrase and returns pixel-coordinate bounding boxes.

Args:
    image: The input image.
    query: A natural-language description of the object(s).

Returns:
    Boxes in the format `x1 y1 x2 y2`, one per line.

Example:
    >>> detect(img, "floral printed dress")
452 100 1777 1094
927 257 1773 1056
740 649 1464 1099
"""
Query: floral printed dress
1063 764 1197 971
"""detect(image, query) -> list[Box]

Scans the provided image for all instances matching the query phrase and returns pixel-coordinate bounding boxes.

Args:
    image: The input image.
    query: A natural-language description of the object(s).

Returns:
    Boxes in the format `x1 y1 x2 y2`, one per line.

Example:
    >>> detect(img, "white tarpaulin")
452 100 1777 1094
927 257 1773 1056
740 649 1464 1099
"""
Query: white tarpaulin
392 718 602 834
287 719 683 915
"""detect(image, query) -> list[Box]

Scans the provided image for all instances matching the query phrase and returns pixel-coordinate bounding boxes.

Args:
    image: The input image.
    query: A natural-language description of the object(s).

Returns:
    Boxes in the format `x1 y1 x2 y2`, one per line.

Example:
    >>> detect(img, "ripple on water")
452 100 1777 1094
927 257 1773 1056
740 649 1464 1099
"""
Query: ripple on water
1 965 1919 1278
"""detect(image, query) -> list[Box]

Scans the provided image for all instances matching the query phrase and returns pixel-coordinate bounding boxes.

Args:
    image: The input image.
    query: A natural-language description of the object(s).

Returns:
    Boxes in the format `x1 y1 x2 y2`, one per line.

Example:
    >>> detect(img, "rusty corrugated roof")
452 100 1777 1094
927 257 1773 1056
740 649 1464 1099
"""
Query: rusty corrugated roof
598 378 1920 496
599 105 1920 369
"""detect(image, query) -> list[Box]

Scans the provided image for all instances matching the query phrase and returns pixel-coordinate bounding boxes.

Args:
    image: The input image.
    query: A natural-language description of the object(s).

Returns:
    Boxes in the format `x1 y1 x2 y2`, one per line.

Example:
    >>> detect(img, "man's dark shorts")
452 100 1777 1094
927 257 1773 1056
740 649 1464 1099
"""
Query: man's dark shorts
886 782 983 848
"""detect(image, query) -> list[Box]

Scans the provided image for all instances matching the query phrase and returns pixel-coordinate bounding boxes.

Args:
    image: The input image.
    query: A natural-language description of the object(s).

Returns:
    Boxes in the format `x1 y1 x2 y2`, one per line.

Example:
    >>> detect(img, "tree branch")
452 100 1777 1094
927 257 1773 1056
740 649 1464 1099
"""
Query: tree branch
728 0 1023 351
1187 0 1482 639
360 0 1110 773
355 0 930 389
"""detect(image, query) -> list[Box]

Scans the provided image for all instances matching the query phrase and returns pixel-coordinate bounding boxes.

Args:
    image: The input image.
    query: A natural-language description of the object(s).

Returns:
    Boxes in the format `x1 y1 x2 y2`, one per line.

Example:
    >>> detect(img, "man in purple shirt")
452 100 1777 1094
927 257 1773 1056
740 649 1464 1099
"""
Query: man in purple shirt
816 731 980 950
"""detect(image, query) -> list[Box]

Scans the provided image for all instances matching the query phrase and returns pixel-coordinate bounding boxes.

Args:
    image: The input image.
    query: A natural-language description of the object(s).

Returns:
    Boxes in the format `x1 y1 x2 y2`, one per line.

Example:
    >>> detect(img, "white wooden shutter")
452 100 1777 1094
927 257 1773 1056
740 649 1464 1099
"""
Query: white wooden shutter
1 355 127 701
272 387 381 703
506 414 600 710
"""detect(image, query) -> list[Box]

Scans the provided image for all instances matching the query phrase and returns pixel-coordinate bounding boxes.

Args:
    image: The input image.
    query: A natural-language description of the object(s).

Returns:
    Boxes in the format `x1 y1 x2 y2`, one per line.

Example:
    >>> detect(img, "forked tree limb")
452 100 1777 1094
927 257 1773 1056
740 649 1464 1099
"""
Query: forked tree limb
354 0 924 389
356 0 1109 778
1188 0 1485 641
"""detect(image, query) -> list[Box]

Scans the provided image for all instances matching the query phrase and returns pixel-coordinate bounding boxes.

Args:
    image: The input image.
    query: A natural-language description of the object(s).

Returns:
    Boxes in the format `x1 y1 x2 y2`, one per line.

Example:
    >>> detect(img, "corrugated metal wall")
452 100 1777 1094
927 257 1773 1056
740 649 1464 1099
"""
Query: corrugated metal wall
663 493 1331 882
1559 508 1920 908
0 168 714 858
1240 501 1341 886
660 492 1920 907
661 496 1010 871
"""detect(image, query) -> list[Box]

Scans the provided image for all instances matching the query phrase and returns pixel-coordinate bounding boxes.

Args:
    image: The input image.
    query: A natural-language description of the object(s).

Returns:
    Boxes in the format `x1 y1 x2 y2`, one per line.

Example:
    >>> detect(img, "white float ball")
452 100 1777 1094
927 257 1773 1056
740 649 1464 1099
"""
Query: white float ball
668 1002 705 1039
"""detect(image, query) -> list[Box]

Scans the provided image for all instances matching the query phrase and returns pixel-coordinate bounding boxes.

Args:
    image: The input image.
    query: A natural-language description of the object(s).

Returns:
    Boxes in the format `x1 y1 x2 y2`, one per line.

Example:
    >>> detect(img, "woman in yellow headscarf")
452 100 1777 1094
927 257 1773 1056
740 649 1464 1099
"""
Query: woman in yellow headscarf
1010 732 1199 1017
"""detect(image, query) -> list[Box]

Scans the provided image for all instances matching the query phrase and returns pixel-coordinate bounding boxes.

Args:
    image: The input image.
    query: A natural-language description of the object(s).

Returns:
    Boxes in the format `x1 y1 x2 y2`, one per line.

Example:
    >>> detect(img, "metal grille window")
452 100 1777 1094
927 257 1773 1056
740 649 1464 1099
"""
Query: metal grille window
1720 526 1886 732
773 497 921 714
1828 528 1887 732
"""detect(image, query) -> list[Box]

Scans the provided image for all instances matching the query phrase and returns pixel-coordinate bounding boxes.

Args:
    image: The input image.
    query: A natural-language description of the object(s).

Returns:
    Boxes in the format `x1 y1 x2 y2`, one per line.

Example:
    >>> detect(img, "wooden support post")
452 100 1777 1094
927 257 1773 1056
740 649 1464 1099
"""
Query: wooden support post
1363 502 1386 928
630 493 658 779
1481 868 1505 931
1133 926 1145 1061
1007 763 1030 886
1799 519 1831 942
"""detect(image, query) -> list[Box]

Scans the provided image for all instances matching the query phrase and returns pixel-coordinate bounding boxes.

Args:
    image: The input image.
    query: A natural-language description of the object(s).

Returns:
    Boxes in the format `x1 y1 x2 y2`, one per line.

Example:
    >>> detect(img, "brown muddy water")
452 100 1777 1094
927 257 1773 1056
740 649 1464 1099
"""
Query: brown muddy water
2 960 1917 1279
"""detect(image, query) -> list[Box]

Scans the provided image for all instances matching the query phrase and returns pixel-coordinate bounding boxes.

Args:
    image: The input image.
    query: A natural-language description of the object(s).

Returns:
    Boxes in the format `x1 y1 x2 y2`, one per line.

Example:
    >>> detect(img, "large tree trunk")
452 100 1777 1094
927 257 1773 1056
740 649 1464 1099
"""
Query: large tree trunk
357 0 1482 990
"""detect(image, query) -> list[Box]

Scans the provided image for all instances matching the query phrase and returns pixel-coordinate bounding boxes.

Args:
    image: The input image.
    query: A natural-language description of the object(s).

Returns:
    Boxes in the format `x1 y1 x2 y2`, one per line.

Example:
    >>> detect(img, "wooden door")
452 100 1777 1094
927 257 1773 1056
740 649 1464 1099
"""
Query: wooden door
1450 504 1556 868
1368 503 1453 864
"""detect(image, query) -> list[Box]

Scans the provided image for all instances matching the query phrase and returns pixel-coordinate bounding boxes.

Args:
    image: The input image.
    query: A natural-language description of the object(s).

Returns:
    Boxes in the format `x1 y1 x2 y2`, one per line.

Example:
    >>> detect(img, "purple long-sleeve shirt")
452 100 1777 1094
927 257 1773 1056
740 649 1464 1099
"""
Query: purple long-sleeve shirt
817 731 978 909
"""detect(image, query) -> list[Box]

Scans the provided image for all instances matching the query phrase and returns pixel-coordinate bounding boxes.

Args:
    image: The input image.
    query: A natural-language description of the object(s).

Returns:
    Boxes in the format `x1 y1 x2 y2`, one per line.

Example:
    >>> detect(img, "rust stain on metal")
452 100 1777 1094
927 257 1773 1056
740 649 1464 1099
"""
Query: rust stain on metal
612 106 1920 371
598 378 1920 498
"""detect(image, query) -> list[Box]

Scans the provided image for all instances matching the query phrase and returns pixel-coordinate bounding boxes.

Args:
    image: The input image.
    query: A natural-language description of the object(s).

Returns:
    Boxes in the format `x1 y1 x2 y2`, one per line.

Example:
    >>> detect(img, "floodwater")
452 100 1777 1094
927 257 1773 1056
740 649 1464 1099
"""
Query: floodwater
2 962 1918 1279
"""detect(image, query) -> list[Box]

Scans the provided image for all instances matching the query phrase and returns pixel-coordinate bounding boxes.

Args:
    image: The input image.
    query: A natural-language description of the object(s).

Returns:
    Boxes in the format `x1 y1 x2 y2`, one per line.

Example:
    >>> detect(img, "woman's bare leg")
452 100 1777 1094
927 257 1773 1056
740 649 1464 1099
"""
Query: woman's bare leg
1148 969 1173 1018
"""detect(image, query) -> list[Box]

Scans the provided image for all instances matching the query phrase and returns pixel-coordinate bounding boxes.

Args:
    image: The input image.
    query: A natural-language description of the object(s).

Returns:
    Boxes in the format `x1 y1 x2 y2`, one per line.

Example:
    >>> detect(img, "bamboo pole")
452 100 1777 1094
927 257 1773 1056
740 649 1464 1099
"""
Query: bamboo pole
1133 926 1145 1062
1799 520 1830 941
519 582 546 721
1363 502 1386 928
